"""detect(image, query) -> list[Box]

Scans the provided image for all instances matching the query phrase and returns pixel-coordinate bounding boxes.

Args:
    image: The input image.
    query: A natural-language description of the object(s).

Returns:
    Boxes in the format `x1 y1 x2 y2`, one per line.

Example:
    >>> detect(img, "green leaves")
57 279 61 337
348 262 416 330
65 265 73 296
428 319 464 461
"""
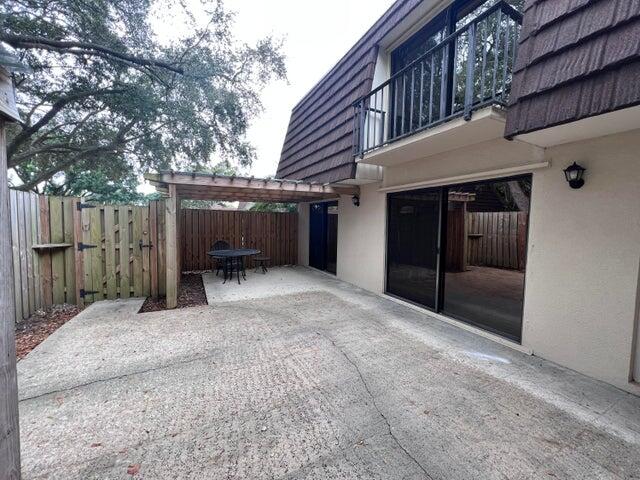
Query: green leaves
2 0 286 199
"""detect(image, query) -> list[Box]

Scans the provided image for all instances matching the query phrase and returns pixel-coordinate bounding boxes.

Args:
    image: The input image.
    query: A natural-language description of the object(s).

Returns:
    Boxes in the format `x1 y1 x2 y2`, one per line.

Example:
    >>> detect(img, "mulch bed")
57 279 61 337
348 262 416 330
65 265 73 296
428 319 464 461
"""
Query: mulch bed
15 304 82 360
138 273 208 312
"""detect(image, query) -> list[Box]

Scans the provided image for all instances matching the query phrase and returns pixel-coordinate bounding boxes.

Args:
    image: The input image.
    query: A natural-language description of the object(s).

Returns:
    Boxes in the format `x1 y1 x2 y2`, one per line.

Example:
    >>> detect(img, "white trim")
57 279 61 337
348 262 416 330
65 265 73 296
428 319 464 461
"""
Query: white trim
381 293 534 355
379 161 551 193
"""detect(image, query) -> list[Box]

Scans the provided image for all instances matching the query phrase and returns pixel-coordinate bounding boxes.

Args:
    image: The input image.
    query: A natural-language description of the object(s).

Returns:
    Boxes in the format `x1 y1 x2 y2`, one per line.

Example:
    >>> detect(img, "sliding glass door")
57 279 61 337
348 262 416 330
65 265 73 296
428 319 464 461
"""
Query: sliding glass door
386 176 531 342
386 188 442 309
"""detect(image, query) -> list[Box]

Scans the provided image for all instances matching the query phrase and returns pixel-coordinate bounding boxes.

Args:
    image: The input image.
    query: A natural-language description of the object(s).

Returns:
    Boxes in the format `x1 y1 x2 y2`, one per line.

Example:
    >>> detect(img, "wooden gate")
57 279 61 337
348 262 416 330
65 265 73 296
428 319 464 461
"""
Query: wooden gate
79 201 165 304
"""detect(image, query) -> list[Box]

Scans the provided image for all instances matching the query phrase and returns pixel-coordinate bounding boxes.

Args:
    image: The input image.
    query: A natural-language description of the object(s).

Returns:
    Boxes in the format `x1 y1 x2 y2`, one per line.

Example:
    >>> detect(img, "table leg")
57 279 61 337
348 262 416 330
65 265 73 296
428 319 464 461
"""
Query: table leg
223 258 229 284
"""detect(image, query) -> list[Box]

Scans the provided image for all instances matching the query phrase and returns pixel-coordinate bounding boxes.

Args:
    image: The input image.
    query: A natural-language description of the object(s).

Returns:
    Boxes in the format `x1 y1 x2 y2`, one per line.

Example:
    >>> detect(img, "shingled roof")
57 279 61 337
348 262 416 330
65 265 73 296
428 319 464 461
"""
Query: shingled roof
277 0 424 184
505 0 640 137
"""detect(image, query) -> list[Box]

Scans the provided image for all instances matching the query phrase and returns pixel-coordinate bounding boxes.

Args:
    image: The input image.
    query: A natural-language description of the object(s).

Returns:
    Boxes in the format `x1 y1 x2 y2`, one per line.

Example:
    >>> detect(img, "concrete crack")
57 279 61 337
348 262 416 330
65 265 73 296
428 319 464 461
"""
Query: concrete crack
20 353 218 402
317 332 434 479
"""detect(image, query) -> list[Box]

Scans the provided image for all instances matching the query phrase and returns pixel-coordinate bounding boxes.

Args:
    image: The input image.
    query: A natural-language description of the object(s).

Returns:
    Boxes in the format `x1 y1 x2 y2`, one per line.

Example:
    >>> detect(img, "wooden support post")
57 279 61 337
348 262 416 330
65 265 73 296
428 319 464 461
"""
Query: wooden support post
0 120 21 478
165 185 178 309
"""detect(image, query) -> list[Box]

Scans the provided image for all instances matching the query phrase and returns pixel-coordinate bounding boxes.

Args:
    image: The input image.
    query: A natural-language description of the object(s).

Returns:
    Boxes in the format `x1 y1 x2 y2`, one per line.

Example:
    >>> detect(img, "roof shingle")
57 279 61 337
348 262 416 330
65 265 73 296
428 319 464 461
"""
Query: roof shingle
506 0 640 137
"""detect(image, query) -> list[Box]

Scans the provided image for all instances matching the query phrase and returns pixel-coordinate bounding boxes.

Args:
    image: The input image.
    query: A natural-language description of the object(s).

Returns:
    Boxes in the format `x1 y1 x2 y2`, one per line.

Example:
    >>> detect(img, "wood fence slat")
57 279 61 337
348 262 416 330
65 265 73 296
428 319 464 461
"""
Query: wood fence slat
17 192 29 316
118 206 130 298
22 192 36 315
149 202 159 298
141 206 150 296
38 195 53 306
72 199 84 306
9 191 22 322
132 207 143 297
48 197 66 304
31 193 42 310
91 207 104 300
62 198 76 304
103 206 117 298
157 201 166 296
81 206 93 303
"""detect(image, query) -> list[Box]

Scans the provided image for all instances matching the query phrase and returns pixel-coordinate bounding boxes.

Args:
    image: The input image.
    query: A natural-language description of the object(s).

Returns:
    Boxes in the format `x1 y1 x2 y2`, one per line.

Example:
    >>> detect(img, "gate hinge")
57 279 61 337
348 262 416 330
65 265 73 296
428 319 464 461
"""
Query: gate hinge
139 239 153 250
77 242 98 251
77 202 96 211
79 289 99 298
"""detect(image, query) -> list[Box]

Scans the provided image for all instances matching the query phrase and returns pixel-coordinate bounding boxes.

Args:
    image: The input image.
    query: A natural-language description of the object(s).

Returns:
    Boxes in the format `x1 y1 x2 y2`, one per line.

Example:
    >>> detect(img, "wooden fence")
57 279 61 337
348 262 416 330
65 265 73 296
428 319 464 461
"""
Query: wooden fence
466 211 528 271
9 191 166 322
180 209 298 271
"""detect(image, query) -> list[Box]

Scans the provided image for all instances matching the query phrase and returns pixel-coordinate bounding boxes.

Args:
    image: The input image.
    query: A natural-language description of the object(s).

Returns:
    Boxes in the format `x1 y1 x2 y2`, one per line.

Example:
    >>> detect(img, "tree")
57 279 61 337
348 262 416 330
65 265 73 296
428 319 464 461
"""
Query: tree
1 0 286 196
250 202 296 213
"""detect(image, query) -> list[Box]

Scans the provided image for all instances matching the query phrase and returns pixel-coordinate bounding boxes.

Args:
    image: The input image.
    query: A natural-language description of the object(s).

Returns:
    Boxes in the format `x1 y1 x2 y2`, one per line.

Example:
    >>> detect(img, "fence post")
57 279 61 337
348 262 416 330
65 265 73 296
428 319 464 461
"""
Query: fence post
149 201 159 299
0 120 21 478
165 186 178 309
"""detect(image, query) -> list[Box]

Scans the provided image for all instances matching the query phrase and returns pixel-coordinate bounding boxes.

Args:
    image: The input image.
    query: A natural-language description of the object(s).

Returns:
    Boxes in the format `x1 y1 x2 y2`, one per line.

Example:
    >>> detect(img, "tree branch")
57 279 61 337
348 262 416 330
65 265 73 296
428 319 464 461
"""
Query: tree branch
1 33 185 75
8 88 126 163
15 119 137 190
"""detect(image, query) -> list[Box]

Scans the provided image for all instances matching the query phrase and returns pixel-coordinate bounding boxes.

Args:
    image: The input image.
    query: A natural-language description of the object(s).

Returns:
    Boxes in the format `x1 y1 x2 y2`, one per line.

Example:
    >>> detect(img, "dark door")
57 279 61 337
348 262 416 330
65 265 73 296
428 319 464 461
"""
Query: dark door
309 201 338 274
386 188 442 309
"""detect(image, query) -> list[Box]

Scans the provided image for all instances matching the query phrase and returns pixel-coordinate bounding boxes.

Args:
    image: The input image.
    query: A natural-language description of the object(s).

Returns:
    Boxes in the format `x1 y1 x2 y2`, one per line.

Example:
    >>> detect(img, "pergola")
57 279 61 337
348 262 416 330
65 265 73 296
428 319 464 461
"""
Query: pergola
144 171 359 308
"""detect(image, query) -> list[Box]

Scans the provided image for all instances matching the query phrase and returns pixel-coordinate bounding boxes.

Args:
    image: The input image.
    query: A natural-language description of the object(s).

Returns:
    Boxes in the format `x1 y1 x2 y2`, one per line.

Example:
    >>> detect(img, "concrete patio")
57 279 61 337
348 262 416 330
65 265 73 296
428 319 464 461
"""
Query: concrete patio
18 267 640 479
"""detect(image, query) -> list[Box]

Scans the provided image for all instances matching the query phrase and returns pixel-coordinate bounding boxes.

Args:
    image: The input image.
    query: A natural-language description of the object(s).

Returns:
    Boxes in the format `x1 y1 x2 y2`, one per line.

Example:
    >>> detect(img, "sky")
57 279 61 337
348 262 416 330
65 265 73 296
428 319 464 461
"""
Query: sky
227 0 393 178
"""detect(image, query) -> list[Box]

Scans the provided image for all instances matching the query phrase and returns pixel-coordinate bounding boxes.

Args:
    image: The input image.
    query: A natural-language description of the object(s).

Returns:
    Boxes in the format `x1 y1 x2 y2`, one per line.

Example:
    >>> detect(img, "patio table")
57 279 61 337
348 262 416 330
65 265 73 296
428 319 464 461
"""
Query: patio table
207 248 260 284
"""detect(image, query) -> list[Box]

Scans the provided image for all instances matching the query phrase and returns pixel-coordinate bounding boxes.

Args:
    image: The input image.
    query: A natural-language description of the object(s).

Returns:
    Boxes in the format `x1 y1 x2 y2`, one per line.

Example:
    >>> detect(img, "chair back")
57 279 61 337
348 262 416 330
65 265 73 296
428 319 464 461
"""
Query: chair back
212 240 230 251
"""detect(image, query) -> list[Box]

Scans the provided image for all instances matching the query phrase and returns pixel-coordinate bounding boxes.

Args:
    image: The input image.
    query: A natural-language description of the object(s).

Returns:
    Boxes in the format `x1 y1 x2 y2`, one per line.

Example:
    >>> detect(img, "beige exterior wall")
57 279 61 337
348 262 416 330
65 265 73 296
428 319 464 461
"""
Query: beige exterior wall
336 182 387 294
324 130 640 394
524 130 640 392
297 203 309 267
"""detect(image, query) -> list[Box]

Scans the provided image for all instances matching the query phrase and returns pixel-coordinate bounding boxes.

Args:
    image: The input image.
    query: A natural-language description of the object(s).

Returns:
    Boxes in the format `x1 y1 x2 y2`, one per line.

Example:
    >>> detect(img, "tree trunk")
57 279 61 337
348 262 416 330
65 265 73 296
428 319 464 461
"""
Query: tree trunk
508 180 530 212
0 119 21 479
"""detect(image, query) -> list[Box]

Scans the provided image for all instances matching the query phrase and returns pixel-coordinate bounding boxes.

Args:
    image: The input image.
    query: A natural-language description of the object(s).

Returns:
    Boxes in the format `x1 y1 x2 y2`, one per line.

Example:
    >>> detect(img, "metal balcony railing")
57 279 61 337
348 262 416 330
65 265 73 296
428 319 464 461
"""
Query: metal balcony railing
353 1 523 157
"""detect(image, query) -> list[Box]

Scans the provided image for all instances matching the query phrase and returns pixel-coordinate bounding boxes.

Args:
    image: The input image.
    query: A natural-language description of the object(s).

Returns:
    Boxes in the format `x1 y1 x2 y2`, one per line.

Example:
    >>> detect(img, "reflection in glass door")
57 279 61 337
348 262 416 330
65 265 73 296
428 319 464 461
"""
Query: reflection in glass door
386 188 442 309
385 176 531 342
442 177 530 342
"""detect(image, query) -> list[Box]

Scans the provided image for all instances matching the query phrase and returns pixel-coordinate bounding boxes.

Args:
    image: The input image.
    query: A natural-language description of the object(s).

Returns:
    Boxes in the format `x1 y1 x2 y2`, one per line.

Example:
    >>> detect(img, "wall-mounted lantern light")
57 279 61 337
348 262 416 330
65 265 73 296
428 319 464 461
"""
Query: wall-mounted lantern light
563 162 586 189
351 195 360 207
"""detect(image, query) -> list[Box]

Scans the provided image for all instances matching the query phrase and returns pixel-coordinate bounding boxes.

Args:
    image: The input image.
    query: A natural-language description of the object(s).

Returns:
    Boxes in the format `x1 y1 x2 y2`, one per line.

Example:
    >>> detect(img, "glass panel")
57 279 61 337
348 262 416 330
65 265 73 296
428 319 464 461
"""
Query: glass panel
456 0 524 29
442 176 531 342
390 13 447 138
386 188 441 309
452 0 523 111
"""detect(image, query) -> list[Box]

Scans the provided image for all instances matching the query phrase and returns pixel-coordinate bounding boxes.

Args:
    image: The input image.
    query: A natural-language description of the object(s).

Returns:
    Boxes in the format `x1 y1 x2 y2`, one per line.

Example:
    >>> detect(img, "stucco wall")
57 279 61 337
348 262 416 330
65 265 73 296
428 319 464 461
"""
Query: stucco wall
382 137 545 189
524 130 640 391
336 182 387 294
297 203 309 267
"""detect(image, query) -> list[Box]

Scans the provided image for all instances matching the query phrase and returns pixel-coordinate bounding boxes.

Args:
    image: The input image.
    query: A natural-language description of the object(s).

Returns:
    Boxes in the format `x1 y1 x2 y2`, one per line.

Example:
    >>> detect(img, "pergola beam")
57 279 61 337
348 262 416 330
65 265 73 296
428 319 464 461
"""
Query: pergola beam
144 172 359 201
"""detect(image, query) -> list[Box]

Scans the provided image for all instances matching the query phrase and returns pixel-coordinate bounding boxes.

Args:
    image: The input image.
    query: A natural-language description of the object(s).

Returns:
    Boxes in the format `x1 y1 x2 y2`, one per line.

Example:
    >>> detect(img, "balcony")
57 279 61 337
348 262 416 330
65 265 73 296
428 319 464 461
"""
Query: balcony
353 1 522 162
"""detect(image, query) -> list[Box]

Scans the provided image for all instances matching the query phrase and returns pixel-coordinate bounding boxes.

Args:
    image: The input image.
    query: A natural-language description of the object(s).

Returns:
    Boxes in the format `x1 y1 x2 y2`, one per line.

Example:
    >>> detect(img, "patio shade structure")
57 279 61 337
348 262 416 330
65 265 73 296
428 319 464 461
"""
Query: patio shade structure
144 171 359 308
